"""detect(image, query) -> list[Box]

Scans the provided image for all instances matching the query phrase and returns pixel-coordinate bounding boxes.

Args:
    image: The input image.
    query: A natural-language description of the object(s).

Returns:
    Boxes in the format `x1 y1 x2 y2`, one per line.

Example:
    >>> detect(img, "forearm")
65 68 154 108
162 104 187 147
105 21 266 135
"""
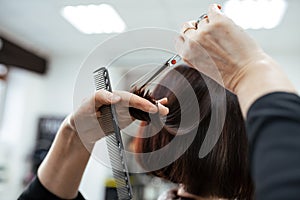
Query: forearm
37 115 91 199
232 55 297 117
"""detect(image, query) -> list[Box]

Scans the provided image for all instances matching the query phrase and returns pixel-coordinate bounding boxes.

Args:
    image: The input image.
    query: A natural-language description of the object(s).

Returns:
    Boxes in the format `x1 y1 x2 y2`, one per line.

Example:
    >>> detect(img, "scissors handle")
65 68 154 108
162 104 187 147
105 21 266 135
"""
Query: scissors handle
195 14 208 29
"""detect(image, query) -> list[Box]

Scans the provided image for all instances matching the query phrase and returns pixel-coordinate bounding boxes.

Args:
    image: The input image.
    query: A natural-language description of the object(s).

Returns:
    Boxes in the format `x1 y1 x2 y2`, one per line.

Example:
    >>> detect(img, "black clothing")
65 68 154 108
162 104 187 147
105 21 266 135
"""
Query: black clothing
18 177 85 200
18 92 300 200
247 92 300 199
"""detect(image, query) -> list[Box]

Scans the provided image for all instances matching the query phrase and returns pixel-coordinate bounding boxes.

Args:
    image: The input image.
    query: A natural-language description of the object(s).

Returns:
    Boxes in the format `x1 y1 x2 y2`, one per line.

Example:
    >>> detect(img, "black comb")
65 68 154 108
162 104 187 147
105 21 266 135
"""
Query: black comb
93 67 133 200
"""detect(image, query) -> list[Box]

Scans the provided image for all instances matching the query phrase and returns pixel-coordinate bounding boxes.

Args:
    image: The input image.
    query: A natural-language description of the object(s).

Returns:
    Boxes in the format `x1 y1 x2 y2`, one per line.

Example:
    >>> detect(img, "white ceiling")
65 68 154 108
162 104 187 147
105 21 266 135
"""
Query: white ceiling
0 0 299 59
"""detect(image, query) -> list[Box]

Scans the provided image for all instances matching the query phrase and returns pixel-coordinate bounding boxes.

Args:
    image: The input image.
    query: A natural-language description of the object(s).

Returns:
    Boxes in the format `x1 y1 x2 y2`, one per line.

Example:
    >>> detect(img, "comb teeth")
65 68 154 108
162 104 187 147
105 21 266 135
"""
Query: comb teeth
93 67 132 200
98 106 115 134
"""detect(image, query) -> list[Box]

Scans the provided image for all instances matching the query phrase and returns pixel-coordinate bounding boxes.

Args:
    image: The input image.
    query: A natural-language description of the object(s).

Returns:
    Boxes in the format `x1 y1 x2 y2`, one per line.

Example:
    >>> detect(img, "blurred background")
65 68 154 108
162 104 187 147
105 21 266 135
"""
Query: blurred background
0 0 299 199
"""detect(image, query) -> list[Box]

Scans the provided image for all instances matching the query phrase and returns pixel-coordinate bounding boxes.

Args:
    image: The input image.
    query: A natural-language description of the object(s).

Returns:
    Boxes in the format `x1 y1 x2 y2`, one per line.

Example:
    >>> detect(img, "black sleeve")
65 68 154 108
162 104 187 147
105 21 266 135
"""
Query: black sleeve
247 92 300 200
18 177 85 200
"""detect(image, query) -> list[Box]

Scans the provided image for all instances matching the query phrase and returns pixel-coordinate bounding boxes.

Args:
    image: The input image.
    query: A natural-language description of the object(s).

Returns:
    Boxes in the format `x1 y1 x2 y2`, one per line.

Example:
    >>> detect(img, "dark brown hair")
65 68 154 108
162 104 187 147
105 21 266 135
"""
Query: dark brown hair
129 65 254 199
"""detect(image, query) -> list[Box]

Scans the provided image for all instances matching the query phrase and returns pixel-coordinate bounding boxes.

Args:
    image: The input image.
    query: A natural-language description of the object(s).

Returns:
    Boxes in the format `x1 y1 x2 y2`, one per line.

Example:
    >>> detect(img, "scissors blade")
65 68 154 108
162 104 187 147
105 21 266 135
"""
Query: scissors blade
130 54 181 90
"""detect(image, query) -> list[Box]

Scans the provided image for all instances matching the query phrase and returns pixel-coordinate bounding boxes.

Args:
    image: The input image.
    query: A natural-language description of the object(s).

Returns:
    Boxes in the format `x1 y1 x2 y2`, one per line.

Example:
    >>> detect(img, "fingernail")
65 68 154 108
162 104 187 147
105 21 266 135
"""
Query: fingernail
217 4 222 10
204 15 208 19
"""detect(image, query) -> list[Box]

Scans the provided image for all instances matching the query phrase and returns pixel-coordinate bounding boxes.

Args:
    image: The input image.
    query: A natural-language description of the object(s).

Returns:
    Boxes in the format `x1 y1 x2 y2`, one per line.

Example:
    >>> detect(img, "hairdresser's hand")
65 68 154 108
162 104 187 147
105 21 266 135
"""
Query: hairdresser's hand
69 89 168 151
37 90 168 199
116 94 169 130
176 4 296 116
176 4 266 91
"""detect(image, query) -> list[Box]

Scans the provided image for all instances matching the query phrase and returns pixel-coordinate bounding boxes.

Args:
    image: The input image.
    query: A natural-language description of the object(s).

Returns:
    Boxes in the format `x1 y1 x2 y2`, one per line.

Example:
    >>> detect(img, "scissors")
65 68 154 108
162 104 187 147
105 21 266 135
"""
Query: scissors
130 54 181 90
130 14 207 91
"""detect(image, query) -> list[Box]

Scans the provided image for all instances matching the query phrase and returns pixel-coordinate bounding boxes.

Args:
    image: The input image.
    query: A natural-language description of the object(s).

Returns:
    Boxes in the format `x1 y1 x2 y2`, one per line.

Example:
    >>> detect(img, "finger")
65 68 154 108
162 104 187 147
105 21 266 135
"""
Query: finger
195 14 210 30
175 35 198 68
157 97 168 105
207 4 223 21
94 89 121 107
180 20 197 34
116 91 158 113
157 102 169 116
175 35 185 56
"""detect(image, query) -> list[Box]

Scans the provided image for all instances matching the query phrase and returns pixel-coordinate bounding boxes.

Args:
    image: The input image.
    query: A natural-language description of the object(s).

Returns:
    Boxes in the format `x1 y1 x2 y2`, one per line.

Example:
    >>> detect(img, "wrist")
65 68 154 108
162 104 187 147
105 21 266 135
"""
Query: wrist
232 57 296 117
59 115 88 153
37 115 90 199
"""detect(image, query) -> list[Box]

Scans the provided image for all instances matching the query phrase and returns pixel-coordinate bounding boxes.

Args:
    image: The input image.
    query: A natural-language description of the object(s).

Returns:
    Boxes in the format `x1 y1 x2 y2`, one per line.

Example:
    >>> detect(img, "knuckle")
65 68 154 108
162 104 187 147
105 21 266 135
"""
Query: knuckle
210 18 228 30
200 29 209 38
213 20 224 29
95 89 110 103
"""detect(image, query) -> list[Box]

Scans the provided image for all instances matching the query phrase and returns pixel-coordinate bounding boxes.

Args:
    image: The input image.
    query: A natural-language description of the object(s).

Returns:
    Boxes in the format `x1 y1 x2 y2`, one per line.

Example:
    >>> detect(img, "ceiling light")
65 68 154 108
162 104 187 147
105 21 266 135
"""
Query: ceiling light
61 4 126 34
224 0 288 29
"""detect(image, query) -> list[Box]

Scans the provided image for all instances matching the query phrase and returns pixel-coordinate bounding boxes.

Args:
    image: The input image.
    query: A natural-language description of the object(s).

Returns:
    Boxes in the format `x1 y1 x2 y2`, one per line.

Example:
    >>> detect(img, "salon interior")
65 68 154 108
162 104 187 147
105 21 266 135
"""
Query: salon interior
0 0 299 199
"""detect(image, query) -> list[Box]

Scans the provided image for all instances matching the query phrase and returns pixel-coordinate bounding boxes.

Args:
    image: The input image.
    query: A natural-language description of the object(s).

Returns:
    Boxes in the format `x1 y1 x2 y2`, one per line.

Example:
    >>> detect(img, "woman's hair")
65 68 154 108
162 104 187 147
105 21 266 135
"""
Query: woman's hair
129 64 254 199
